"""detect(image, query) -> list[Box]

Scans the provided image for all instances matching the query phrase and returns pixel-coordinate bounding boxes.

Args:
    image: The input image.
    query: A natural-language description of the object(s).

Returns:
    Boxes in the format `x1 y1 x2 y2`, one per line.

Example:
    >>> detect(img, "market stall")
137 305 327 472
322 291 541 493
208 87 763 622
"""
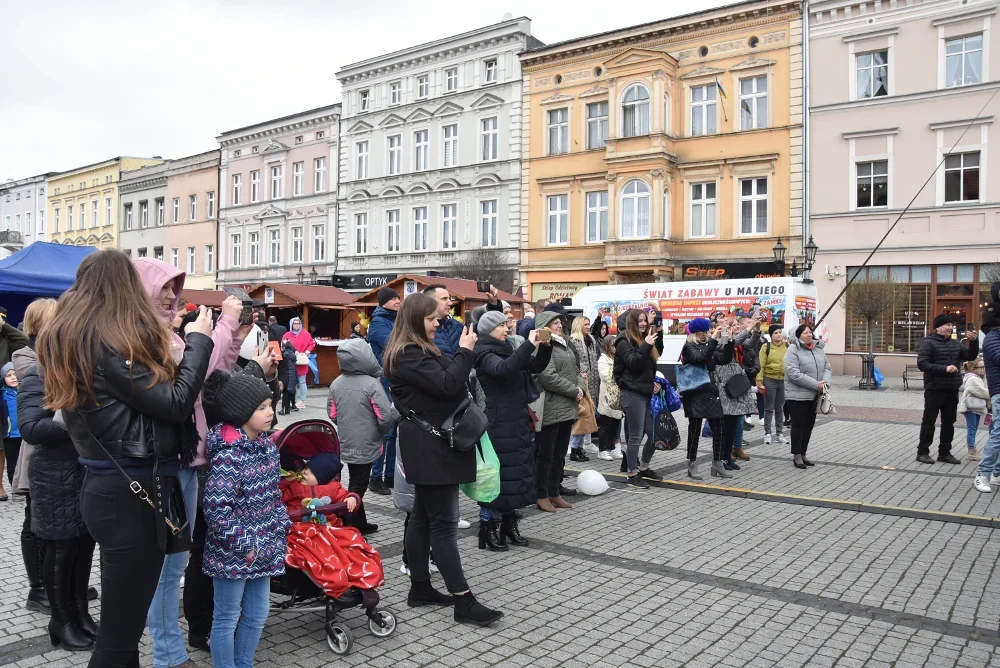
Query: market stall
0 242 97 324
179 289 229 308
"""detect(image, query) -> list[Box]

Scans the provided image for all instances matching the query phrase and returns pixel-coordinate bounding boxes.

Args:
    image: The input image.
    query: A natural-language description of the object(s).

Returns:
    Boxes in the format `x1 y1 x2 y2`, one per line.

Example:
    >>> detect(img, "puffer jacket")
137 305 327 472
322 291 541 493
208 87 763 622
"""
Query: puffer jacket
328 338 397 465
679 337 727 420
203 423 289 579
958 372 990 414
597 355 623 419
985 329 1000 397
570 334 600 401
434 316 464 360
714 329 757 416
784 338 833 402
535 311 583 427
917 332 979 392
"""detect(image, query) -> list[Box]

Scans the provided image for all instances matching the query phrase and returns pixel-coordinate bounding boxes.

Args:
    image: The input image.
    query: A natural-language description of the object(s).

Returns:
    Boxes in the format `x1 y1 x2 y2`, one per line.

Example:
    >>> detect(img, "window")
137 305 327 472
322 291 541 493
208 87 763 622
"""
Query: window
252 146 260 154
446 68 458 92
587 191 608 242
620 180 650 239
386 210 400 252
250 170 260 202
24 212 31 235
414 130 428 170
67 205 73 231
355 213 368 254
548 108 569 155
946 35 983 87
230 233 242 267
413 207 428 251
359 90 370 112
484 58 498 83
270 165 283 199
186 247 196 273
291 226 303 263
442 203 457 249
443 125 459 167
156 198 164 226
387 135 402 175
170 248 179 268
234 149 241 157
356 141 369 179
14 214 20 232
481 117 498 161
739 177 768 235
38 210 44 234
123 203 132 230
856 161 888 208
690 182 717 238
188 195 197 221
292 162 304 195
172 197 180 223
547 195 569 245
4 215 9 230
154 247 163 261
945 152 980 202
268 229 281 265
417 75 429 98
295 136 303 145
846 265 932 354
205 245 214 273
587 102 608 149
105 197 112 226
622 84 650 138
691 85 717 136
312 223 326 262
140 201 149 228
389 81 401 105
207 191 215 218
739 75 768 129
91 201 98 228
137 248 147 258
79 202 87 230
248 231 260 265
233 174 242 205
316 130 324 139
481 200 498 247
857 51 889 98
54 208 59 232
314 158 326 192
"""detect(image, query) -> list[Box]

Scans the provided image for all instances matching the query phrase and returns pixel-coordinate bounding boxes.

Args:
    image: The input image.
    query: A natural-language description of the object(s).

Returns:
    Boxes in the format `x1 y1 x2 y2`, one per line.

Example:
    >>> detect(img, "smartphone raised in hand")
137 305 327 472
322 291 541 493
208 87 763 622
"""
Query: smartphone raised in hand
222 286 254 325
537 327 551 343
476 281 491 293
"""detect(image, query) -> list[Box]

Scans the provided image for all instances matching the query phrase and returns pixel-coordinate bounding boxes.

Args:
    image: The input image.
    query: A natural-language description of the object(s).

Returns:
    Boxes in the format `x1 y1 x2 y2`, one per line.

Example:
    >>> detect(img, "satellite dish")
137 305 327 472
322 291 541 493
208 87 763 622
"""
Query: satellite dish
502 12 513 21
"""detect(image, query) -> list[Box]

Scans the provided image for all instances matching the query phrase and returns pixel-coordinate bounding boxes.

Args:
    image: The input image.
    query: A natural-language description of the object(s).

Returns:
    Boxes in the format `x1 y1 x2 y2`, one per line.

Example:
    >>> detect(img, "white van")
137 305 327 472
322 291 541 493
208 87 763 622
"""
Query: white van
567 277 821 374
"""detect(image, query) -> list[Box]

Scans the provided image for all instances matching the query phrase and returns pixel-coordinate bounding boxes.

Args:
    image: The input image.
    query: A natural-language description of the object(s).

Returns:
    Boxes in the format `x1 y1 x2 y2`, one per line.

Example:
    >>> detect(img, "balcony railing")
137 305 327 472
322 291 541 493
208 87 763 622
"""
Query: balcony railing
0 230 23 251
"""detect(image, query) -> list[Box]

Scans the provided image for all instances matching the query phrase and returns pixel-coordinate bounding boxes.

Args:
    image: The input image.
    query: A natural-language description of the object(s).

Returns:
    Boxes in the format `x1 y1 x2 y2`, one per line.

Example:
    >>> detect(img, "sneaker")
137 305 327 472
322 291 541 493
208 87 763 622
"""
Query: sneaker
597 451 614 461
937 454 961 465
626 474 650 489
610 448 623 460
637 467 662 481
916 454 935 464
763 434 772 445
369 478 389 496
296 400 305 409
400 561 411 576
777 434 789 445
974 475 992 493
584 442 600 455
457 519 471 529
757 418 765 426
967 449 982 461
744 416 754 425
990 474 1000 487
783 418 792 427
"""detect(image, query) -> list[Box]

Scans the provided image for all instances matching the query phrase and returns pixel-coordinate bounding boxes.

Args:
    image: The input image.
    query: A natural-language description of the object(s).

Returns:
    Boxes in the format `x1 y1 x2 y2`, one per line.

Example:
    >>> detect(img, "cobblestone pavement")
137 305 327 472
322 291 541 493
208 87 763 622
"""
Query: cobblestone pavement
1 383 999 667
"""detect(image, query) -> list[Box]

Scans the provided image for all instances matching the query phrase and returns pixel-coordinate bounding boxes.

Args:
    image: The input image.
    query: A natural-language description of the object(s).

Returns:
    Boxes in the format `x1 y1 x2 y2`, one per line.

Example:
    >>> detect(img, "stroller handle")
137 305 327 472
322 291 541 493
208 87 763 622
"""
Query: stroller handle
288 501 349 523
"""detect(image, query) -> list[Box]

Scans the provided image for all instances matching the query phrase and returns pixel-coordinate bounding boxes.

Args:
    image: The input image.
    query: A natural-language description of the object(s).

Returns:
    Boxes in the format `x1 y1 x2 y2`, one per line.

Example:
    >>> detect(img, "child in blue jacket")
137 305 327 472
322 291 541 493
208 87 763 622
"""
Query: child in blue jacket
0 362 21 495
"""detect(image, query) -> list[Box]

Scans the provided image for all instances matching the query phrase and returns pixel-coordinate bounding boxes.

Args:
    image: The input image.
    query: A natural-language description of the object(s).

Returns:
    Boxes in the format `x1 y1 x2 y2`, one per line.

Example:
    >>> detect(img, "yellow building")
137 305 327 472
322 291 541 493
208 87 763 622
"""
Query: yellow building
519 1 803 300
47 157 163 249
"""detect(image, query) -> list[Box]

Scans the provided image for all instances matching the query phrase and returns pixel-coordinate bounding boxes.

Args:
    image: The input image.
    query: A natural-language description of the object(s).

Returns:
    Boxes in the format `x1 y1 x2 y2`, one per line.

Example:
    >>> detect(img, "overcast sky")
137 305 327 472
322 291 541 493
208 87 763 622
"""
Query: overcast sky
0 0 735 181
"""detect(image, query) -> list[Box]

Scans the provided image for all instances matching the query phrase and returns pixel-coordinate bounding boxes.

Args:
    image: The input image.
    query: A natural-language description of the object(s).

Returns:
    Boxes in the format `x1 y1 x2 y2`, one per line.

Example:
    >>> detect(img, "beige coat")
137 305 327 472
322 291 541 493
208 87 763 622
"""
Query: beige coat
597 354 623 419
10 347 35 495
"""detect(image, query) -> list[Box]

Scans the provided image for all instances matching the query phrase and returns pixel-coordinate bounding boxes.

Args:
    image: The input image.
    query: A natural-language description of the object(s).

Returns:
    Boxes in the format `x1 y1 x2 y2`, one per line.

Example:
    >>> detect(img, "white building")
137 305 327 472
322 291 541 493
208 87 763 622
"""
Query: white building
335 17 541 293
216 105 341 288
0 173 55 258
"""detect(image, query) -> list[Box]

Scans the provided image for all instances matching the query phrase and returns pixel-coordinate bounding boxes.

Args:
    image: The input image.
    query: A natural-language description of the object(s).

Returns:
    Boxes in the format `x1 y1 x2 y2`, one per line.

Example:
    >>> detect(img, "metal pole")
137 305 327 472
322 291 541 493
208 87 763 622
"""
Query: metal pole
801 0 811 279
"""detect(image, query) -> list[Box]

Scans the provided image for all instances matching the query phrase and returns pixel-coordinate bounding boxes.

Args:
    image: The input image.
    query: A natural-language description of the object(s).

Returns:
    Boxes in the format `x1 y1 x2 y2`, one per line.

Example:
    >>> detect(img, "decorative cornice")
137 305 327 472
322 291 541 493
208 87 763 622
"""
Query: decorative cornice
841 127 900 140
679 65 726 80
540 93 574 106
929 116 994 131
931 5 998 27
841 27 899 43
218 113 339 147
119 176 167 194
578 84 610 99
729 56 777 71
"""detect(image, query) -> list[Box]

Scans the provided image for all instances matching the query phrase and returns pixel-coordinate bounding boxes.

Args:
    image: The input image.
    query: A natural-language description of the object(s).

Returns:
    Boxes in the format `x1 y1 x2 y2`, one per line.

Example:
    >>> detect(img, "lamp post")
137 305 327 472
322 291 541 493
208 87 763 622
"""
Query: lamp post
296 267 305 284
772 236 818 279
309 266 318 285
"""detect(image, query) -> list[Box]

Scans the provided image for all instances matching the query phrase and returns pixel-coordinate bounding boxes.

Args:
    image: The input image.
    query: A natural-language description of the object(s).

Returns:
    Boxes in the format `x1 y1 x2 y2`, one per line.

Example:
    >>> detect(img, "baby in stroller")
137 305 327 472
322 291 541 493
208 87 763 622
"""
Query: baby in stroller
279 451 360 522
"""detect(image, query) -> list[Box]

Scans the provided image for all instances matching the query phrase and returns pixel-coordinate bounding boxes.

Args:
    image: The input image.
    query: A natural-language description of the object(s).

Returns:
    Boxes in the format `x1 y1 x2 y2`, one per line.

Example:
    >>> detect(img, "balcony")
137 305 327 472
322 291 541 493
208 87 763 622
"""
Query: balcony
0 230 23 252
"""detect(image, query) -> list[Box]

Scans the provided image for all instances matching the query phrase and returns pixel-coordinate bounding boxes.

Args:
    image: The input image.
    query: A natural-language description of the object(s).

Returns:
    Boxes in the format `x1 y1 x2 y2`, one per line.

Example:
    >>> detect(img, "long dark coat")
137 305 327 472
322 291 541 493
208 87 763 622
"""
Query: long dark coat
474 336 552 514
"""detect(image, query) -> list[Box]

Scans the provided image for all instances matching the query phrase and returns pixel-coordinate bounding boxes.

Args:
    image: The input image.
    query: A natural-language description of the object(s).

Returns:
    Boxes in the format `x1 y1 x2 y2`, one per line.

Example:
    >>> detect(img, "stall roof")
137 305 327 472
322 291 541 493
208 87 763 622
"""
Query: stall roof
353 275 527 306
250 282 355 308
0 242 97 295
180 289 229 308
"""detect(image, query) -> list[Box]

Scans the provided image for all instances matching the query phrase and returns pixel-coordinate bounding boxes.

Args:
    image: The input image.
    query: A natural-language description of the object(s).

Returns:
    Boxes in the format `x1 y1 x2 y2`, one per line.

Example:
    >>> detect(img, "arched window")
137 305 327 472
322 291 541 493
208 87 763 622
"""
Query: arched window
620 180 650 238
622 84 650 138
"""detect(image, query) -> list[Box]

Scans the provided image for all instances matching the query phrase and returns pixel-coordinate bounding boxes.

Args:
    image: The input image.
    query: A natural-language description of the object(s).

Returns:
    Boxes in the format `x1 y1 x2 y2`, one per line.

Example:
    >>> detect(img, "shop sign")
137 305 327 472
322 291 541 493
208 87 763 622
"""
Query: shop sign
263 287 275 305
681 262 782 280
331 273 398 290
403 280 419 297
531 282 601 301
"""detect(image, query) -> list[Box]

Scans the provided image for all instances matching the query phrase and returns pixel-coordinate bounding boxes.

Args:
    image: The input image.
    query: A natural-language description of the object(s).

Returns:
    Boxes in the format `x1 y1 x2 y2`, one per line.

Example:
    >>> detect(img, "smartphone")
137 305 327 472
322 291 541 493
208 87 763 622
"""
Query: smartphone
222 286 254 326
464 311 473 326
752 303 762 319
476 281 491 293
537 327 551 343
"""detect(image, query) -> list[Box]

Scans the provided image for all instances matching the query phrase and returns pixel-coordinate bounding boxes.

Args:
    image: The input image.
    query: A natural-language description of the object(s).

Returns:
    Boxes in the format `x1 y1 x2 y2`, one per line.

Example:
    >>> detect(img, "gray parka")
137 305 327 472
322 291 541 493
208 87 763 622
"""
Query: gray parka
327 338 399 464
784 338 833 402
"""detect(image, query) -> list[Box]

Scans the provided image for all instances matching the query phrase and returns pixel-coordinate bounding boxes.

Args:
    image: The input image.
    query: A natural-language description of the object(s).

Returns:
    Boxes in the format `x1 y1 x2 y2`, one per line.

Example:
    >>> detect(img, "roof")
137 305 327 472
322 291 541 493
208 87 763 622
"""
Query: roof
217 104 341 139
249 282 355 308
179 289 229 308
353 274 527 305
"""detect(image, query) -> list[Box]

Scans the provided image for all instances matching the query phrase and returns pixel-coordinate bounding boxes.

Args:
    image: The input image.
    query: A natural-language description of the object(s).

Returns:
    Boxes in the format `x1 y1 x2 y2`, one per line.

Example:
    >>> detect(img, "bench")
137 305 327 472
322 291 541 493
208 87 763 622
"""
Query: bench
902 365 921 390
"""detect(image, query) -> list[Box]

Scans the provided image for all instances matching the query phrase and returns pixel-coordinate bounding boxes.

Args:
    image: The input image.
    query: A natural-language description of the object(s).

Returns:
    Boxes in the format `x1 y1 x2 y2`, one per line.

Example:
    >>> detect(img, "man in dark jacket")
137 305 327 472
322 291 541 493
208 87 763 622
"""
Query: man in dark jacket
0 309 28 367
266 316 287 341
517 298 551 339
423 284 464 359
366 287 400 495
916 313 980 464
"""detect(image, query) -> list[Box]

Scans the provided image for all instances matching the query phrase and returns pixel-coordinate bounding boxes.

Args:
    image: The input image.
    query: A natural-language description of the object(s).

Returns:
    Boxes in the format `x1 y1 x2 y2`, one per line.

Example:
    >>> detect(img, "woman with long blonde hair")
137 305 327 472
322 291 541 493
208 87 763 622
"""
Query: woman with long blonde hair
568 316 599 462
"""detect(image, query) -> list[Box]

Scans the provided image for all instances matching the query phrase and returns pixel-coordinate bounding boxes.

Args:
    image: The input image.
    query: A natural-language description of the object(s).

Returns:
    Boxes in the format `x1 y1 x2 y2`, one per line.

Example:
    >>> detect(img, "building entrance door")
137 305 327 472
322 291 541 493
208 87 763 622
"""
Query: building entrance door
936 299 972 335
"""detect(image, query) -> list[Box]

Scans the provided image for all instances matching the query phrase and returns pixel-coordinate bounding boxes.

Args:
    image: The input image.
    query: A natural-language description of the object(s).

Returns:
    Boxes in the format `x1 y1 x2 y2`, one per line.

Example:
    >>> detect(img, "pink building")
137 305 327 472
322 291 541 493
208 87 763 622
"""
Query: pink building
809 0 1000 376
164 150 221 289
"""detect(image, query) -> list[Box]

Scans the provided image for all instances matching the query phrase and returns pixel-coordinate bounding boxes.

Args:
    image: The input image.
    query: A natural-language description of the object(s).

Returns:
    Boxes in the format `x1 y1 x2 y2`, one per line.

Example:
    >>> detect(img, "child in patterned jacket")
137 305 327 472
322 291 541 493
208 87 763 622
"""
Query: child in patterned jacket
202 370 290 668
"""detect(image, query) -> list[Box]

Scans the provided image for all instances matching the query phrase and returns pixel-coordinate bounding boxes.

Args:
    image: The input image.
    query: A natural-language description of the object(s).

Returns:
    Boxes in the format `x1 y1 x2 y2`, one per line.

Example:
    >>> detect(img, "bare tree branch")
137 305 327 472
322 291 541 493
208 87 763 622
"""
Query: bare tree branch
841 274 909 355
981 262 1000 287
440 247 517 294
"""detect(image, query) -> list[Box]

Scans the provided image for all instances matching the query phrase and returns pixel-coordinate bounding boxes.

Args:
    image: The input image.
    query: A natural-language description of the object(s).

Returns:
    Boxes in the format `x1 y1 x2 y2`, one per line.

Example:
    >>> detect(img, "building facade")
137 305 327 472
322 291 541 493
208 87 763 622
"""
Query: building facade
335 17 540 294
118 163 169 263
518 1 804 301
165 151 221 289
216 106 340 288
809 0 1000 375
0 173 55 258
46 157 163 249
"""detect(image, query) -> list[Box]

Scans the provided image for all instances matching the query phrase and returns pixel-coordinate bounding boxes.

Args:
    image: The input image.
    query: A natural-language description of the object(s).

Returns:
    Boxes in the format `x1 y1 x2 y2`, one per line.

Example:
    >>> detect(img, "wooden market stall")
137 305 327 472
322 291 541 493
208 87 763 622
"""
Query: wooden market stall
178 289 229 308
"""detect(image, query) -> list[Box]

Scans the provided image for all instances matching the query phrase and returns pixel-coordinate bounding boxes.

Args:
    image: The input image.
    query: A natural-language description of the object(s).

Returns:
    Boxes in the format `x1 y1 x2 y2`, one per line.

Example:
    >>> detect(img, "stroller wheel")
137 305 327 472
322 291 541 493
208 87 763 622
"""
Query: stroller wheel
326 623 353 655
368 609 397 638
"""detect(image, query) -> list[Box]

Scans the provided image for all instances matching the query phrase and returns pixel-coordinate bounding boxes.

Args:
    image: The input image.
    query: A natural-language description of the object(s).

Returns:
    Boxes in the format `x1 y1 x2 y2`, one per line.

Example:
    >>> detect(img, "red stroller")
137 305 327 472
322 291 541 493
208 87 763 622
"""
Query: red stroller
270 419 397 655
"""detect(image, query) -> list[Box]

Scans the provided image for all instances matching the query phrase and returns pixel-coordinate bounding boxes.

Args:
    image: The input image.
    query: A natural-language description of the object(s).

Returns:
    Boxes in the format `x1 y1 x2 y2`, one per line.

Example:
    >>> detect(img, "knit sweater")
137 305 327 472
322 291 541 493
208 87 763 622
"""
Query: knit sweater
203 424 290 580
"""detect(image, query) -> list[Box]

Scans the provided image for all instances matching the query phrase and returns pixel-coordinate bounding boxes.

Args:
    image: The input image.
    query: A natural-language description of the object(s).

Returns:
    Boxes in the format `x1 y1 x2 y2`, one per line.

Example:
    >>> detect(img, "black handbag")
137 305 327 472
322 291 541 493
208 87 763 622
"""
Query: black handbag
398 392 489 453
724 373 752 399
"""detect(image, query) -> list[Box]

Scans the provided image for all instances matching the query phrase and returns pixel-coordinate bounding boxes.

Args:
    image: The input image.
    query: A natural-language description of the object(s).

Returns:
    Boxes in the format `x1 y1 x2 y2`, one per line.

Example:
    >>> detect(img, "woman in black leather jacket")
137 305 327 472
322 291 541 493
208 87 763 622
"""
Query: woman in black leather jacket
36 250 215 668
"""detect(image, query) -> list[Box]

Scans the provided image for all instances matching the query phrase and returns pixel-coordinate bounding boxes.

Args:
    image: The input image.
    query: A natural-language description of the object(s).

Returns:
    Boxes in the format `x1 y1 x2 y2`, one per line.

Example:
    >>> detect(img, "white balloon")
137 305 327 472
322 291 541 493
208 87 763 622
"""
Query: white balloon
577 469 609 496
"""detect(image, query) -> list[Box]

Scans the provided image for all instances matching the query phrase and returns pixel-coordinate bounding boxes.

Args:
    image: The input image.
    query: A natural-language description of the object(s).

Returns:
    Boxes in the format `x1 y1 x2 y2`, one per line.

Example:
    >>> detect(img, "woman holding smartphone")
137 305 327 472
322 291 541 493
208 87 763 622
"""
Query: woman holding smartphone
614 310 664 488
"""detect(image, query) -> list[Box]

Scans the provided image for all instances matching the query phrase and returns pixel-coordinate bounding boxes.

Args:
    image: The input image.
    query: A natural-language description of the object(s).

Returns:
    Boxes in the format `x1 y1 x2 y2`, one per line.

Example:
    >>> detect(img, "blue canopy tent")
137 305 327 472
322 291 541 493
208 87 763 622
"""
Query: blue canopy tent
0 242 98 326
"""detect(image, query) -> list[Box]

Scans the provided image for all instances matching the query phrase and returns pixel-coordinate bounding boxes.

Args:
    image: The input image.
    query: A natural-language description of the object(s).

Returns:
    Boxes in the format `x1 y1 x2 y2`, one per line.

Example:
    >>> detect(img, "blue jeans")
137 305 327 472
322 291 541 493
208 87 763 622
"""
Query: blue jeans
296 373 308 404
148 467 199 668
966 412 982 449
729 416 744 460
570 434 585 450
372 423 397 480
211 576 271 668
757 392 766 420
307 353 319 385
977 397 1000 477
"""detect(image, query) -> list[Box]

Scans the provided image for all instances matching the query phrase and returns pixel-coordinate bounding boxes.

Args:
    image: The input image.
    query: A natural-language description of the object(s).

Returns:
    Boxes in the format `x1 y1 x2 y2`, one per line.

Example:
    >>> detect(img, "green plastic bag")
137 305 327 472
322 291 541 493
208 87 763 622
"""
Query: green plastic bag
460 433 501 504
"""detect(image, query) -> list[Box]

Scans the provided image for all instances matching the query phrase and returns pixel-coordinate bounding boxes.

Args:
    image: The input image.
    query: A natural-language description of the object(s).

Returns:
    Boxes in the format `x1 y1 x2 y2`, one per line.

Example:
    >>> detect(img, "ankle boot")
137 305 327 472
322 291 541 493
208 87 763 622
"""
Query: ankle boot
500 515 529 547
71 539 98 640
733 447 750 461
47 543 93 651
477 520 508 552
22 535 48 612
793 454 807 469
536 498 557 513
454 591 504 626
710 460 733 478
407 579 456 607
549 496 573 509
687 460 703 480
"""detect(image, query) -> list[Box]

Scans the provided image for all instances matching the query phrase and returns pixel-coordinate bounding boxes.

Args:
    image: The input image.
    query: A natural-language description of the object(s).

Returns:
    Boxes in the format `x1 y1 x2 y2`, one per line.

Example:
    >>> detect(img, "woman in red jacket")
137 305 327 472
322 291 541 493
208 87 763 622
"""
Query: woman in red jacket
282 317 315 409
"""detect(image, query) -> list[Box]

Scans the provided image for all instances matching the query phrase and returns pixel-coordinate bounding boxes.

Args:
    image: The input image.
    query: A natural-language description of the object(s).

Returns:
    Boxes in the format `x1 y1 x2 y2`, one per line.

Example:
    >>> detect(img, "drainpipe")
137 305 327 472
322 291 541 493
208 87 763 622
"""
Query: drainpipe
802 0 811 278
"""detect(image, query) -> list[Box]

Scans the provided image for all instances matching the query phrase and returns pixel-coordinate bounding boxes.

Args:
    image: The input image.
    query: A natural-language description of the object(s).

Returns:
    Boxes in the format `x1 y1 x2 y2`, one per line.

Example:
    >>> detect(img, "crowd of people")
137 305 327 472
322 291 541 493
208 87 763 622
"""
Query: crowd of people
2 247 998 667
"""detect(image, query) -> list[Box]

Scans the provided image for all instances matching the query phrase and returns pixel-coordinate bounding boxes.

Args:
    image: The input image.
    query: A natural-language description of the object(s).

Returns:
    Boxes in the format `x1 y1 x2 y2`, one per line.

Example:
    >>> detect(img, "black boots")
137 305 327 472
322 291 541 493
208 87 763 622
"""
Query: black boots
407 579 456 607
46 541 93 651
454 592 504 626
72 538 98 640
22 534 48 612
499 515 528 547
478 519 508 552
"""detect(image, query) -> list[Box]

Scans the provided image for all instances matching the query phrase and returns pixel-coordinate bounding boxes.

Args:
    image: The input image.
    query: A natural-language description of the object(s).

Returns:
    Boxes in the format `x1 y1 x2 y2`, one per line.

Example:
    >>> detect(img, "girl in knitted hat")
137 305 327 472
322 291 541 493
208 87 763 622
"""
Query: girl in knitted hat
201 370 290 668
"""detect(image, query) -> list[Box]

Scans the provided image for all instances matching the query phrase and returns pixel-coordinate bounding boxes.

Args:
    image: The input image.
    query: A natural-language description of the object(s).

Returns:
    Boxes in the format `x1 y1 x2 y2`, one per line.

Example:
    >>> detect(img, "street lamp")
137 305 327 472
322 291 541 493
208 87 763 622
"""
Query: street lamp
309 266 318 285
772 236 819 278
296 267 305 284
